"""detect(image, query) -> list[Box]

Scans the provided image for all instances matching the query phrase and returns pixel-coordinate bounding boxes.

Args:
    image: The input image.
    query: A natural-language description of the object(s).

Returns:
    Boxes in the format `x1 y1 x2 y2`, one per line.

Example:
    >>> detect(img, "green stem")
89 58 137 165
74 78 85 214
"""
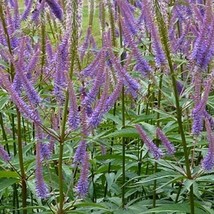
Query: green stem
0 2 15 78
17 109 27 214
58 91 69 214
121 86 126 208
0 113 9 154
153 73 163 208
107 0 117 47
11 114 20 213
118 7 126 208
89 0 94 26
40 16 46 85
154 2 194 213
58 1 78 211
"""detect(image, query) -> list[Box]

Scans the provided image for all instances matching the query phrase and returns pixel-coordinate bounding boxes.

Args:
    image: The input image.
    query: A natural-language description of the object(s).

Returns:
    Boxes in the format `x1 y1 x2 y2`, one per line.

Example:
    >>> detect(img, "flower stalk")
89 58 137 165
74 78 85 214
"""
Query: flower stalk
154 1 194 213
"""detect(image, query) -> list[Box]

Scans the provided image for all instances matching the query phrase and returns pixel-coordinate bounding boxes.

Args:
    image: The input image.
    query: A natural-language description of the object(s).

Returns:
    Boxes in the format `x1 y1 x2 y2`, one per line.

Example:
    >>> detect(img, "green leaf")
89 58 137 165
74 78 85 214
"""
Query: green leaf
75 202 109 211
0 171 19 178
0 95 9 110
135 171 182 185
0 178 19 191
180 179 194 195
101 128 138 139
141 203 206 214
0 59 9 68
196 174 214 182
105 173 115 191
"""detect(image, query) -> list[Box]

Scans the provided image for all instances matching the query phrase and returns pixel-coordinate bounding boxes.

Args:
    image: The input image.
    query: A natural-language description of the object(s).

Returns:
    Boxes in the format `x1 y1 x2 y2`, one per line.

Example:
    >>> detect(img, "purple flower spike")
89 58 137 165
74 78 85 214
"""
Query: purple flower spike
105 79 123 112
141 0 166 66
191 109 204 136
76 152 89 198
74 140 87 164
192 78 212 135
156 128 175 155
191 0 214 69
0 72 40 123
35 142 49 198
21 0 33 20
176 80 184 95
107 46 139 95
0 145 11 162
32 0 45 23
67 76 80 130
202 118 214 171
120 18 152 75
36 125 51 160
117 0 137 35
88 71 109 128
46 0 63 21
204 111 214 130
83 50 105 107
136 125 163 159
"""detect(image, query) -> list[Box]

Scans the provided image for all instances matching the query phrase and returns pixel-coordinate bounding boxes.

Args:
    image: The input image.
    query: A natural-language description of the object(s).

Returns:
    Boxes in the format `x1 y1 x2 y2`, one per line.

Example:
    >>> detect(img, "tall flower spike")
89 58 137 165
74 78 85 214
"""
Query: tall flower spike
141 0 166 66
192 78 212 135
117 0 137 35
77 0 83 34
82 49 105 108
76 152 89 198
81 51 102 77
80 88 90 137
136 125 163 159
191 0 214 69
35 141 49 198
156 128 175 155
202 118 214 171
88 69 109 128
26 48 40 75
204 111 214 130
15 63 41 105
46 0 63 21
32 0 45 23
54 33 70 103
67 75 80 130
36 125 51 160
73 140 87 164
79 27 92 61
193 70 202 106
21 0 33 20
0 72 40 123
104 32 139 94
0 145 10 162
105 78 123 112
14 39 41 105
5 7 18 49
120 17 152 75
